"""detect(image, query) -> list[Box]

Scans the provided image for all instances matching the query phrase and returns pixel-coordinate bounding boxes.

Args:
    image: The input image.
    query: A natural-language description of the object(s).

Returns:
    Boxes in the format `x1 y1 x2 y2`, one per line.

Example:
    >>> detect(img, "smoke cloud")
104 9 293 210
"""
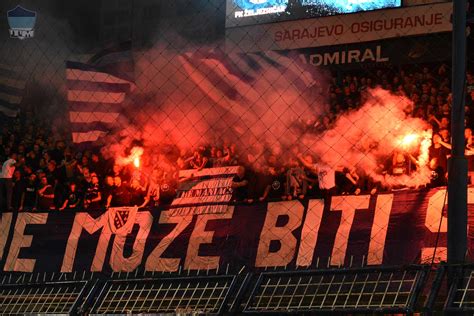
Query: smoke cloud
102 37 436 188
303 88 432 187
101 42 329 170
104 41 434 188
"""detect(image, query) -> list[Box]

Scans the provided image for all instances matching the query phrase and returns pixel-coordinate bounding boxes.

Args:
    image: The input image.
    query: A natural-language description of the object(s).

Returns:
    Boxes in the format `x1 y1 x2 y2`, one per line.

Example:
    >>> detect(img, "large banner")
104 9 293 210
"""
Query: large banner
225 2 452 53
2 187 474 273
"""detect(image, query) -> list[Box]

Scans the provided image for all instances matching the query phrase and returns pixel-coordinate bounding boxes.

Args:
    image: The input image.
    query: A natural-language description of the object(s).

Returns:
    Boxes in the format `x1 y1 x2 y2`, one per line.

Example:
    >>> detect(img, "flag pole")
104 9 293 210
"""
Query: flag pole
448 0 468 284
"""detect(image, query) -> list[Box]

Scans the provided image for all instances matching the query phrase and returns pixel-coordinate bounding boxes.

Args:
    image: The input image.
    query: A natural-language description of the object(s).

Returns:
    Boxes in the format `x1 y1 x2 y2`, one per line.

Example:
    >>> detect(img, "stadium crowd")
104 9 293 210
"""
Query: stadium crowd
1 63 474 212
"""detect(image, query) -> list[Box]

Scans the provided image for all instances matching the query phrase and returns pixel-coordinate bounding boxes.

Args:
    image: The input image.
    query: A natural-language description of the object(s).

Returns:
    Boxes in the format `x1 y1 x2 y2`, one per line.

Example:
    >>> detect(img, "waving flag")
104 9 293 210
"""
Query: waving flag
66 41 134 144
0 64 25 117
178 49 316 138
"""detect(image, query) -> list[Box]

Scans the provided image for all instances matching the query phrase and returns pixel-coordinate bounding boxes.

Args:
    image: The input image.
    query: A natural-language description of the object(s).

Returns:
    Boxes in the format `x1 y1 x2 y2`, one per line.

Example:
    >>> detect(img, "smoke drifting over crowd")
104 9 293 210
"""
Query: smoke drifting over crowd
304 88 432 187
103 42 433 188
102 43 325 164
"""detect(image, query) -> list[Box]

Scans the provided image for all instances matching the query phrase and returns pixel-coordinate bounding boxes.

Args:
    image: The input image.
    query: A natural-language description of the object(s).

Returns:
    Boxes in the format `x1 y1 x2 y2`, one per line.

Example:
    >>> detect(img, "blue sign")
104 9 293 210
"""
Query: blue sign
233 0 288 11
7 5 37 39
300 0 401 13
227 0 402 28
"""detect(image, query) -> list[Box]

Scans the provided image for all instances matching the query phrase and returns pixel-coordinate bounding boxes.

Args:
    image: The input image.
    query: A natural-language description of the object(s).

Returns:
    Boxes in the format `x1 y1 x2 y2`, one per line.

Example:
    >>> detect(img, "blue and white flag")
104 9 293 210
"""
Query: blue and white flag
66 41 134 144
0 64 26 118
178 48 316 136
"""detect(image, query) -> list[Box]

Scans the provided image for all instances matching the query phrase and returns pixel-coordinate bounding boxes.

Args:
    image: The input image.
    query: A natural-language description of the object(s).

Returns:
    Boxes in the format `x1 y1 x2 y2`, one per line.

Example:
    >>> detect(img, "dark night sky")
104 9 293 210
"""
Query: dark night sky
0 0 226 52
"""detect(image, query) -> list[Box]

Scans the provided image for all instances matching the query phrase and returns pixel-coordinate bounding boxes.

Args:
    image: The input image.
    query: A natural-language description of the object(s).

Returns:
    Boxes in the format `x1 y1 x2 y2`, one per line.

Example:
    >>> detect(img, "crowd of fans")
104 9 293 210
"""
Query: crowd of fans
1 63 474 212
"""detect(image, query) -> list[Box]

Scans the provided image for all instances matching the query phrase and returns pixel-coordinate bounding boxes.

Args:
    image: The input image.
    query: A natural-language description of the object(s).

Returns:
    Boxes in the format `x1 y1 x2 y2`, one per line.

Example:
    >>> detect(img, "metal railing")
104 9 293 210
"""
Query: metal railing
89 271 239 315
1 263 473 314
243 266 428 314
0 272 95 315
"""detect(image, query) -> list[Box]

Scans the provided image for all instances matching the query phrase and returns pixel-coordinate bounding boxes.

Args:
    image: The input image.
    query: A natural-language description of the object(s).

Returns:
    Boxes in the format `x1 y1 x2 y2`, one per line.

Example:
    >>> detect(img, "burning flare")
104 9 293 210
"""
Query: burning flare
398 133 420 151
133 157 140 168
116 146 144 168
303 89 433 187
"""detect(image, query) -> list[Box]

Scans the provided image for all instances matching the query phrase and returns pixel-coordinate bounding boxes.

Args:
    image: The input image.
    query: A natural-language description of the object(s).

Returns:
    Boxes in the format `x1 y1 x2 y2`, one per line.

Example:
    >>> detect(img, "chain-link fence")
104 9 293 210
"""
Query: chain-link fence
0 0 472 313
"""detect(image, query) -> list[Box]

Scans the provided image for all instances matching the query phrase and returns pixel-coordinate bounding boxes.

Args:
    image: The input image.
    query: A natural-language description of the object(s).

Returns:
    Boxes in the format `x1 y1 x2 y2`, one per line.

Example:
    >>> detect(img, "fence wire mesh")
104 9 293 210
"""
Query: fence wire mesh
445 265 474 312
0 0 473 313
91 274 236 314
0 272 92 315
244 267 427 313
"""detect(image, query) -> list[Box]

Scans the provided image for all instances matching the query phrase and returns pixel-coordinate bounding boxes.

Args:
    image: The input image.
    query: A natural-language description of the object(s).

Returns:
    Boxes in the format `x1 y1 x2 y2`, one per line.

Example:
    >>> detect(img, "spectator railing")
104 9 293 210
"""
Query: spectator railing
2 263 471 314
242 266 429 314
0 272 96 315
443 264 474 312
89 270 242 315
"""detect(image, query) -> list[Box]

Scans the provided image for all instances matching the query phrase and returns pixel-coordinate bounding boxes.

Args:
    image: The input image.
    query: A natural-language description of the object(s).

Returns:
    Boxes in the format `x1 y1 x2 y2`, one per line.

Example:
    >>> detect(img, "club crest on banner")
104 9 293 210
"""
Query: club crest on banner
107 206 138 234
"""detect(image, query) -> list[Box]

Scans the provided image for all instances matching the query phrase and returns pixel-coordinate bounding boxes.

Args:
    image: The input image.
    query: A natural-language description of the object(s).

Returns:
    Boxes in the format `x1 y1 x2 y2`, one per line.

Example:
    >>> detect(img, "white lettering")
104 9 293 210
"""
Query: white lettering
110 212 153 272
61 213 110 272
0 213 12 261
184 207 234 270
5 213 48 272
255 200 304 267
330 195 370 266
296 199 324 266
367 194 393 265
145 210 192 272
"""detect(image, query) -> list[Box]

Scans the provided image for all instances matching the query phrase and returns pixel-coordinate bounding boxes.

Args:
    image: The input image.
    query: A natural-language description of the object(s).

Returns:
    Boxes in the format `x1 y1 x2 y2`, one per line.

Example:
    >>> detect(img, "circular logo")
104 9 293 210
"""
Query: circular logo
272 180 281 190
161 183 170 191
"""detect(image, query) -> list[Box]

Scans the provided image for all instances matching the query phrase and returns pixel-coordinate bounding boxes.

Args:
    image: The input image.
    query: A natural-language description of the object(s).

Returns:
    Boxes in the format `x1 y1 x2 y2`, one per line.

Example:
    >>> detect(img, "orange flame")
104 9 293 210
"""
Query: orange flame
398 133 420 150
116 146 144 168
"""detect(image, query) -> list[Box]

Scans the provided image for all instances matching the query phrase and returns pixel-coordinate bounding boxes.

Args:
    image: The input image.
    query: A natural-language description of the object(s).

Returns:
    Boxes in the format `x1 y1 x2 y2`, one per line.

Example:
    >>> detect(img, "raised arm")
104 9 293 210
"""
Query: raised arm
105 194 112 208
296 153 318 173
259 185 271 201
231 178 248 188
438 139 452 150
59 199 68 211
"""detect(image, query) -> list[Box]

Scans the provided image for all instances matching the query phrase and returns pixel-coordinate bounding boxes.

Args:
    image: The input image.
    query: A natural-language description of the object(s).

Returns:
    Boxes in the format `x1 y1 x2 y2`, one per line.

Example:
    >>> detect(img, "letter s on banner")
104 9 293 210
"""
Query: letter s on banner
421 188 474 263
255 200 304 268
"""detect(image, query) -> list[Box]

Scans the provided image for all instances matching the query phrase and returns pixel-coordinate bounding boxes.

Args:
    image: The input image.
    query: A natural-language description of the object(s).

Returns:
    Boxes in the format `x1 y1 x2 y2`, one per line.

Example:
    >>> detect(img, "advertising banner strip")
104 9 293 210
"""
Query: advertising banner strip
225 2 453 53
297 33 452 69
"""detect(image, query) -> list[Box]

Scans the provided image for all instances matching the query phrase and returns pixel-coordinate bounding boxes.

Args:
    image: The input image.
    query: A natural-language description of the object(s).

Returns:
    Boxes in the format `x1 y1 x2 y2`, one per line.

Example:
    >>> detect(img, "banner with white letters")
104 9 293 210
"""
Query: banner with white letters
1 187 473 273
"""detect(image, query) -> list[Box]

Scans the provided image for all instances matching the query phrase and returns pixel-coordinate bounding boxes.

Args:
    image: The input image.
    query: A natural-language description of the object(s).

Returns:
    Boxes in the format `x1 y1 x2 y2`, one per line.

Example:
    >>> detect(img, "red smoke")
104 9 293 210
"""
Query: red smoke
101 45 433 187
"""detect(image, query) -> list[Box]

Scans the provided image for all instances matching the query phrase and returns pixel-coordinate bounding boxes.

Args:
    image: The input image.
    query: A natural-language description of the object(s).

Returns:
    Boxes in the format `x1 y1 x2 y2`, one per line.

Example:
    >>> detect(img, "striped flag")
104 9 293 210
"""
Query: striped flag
178 49 316 140
0 64 26 118
179 49 315 111
66 41 134 144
